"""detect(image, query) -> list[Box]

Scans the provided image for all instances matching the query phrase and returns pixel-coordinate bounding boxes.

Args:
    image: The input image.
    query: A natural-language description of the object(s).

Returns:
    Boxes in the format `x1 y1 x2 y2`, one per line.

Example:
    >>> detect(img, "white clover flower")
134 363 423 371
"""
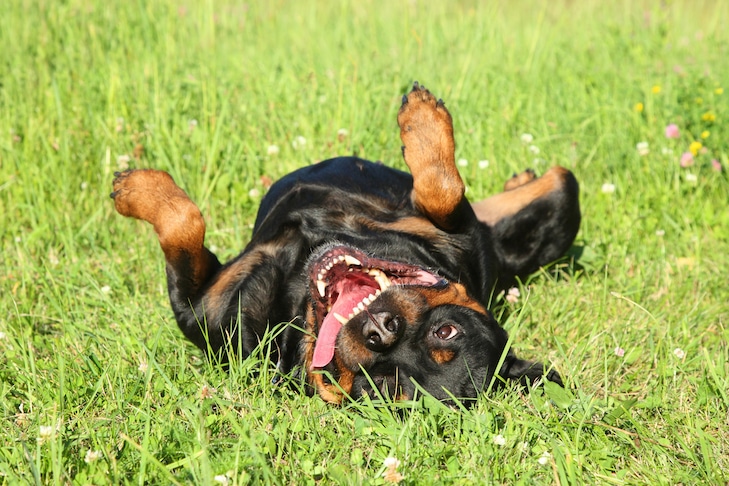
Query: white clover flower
684 173 697 183
248 188 261 199
84 449 102 464
505 287 520 303
117 154 131 170
100 285 111 294
292 136 307 150
38 425 55 444
457 158 469 167
138 357 148 373
200 384 216 399
520 133 534 144
673 348 686 359
601 183 616 194
213 474 229 485
538 451 551 465
188 119 198 130
383 456 404 483
478 159 489 169
614 346 625 357
528 145 540 155
337 128 349 139
493 434 506 446
656 229 665 237
266 144 280 155
636 142 650 156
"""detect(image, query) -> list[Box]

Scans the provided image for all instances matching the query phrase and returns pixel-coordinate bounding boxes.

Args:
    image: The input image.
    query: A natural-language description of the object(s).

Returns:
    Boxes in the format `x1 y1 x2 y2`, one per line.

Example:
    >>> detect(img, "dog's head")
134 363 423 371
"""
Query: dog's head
302 245 562 404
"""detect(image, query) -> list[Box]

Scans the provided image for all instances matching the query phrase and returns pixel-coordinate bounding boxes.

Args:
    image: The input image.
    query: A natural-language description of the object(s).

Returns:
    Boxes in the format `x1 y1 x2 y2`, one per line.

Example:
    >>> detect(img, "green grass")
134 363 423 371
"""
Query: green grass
1 0 728 483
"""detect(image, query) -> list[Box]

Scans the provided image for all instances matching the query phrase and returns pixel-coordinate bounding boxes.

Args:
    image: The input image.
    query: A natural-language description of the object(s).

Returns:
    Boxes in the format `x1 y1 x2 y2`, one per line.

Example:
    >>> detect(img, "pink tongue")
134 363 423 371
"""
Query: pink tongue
311 311 343 369
311 280 378 369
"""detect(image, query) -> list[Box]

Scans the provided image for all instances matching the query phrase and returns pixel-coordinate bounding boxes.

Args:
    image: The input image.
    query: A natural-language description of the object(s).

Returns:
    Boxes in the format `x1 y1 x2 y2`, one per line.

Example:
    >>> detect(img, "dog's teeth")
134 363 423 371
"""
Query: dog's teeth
343 255 361 266
363 296 371 306
357 302 365 311
375 289 382 296
348 312 355 320
368 292 377 301
317 280 327 297
332 312 349 325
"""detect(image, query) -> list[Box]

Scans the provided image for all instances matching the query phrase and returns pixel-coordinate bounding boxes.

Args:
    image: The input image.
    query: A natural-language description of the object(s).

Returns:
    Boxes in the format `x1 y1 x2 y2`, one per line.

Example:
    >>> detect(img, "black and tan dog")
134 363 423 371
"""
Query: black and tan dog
111 83 580 404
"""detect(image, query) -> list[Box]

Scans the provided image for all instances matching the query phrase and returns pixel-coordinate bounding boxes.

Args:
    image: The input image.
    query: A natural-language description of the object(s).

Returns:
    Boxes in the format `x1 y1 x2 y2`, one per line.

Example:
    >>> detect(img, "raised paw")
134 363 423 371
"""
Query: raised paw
504 169 537 191
397 81 453 140
111 169 192 227
396 82 463 230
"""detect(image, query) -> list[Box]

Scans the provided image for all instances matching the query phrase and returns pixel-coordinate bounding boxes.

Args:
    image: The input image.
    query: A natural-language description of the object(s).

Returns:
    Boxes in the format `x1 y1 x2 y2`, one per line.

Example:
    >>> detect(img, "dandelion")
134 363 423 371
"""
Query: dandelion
266 144 280 155
689 141 702 156
711 159 722 172
656 229 665 237
700 131 710 139
685 173 697 183
601 183 616 194
84 450 102 464
680 152 694 167
478 159 490 169
636 142 649 156
493 434 507 446
383 457 404 483
664 124 680 139
651 85 661 94
100 285 111 294
634 102 644 112
292 135 307 150
457 158 469 167
505 287 520 304
614 346 625 357
520 133 534 144
537 451 551 466
701 112 716 122
528 145 540 155
673 348 686 359
715 87 724 95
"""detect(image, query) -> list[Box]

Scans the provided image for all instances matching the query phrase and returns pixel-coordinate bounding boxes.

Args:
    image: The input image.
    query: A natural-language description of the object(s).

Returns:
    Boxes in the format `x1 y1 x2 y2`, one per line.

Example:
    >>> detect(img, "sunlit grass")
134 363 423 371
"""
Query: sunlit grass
1 0 728 483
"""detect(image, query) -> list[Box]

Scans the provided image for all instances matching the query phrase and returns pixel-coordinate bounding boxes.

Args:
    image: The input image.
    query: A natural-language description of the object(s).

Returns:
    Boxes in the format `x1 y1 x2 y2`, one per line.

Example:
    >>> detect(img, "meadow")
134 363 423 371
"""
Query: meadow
1 0 728 483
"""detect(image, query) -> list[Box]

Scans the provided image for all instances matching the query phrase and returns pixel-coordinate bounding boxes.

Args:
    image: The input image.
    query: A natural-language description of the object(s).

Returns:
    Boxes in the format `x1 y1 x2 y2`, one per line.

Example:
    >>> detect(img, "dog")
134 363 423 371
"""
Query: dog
111 82 580 404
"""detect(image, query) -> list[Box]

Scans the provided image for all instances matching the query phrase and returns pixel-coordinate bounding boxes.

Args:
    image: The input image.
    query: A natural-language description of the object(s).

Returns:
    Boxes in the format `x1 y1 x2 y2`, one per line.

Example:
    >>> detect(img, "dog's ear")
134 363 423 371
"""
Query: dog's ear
498 352 563 387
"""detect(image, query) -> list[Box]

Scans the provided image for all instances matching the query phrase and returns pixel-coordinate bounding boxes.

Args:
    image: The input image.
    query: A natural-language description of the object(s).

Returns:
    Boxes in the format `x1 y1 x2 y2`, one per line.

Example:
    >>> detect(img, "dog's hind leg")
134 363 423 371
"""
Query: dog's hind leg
471 167 581 286
398 82 468 230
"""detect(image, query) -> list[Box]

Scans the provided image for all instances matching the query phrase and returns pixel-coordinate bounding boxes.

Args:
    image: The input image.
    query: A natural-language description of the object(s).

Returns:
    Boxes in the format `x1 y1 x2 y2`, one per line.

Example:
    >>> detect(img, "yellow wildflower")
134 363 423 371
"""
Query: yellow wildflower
716 87 724 95
695 97 703 105
701 131 710 139
701 112 716 122
634 102 644 113
652 85 661 94
689 141 702 156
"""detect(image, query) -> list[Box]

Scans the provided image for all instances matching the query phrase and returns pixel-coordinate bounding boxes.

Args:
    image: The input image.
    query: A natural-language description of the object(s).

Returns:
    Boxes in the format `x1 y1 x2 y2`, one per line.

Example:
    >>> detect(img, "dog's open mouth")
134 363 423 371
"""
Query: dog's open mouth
308 245 443 369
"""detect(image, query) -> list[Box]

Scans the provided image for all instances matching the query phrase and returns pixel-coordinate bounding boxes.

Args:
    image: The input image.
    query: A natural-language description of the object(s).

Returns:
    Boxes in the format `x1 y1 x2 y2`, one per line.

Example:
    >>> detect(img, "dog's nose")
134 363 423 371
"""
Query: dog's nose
362 312 402 351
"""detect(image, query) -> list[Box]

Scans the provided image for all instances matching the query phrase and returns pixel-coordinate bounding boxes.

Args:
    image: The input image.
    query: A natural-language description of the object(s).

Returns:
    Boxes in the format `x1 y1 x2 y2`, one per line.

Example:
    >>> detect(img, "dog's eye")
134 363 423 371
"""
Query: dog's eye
434 324 459 340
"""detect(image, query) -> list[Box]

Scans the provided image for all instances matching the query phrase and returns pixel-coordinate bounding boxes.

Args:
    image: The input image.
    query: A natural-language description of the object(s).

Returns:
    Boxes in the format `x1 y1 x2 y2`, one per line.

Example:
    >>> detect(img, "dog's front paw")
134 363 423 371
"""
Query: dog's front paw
111 169 185 223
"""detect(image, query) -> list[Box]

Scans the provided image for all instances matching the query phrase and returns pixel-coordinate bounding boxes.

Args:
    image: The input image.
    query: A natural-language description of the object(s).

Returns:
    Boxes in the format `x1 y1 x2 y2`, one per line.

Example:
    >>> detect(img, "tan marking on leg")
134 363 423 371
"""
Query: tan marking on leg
199 242 281 322
398 83 464 230
471 166 570 227
111 169 217 293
